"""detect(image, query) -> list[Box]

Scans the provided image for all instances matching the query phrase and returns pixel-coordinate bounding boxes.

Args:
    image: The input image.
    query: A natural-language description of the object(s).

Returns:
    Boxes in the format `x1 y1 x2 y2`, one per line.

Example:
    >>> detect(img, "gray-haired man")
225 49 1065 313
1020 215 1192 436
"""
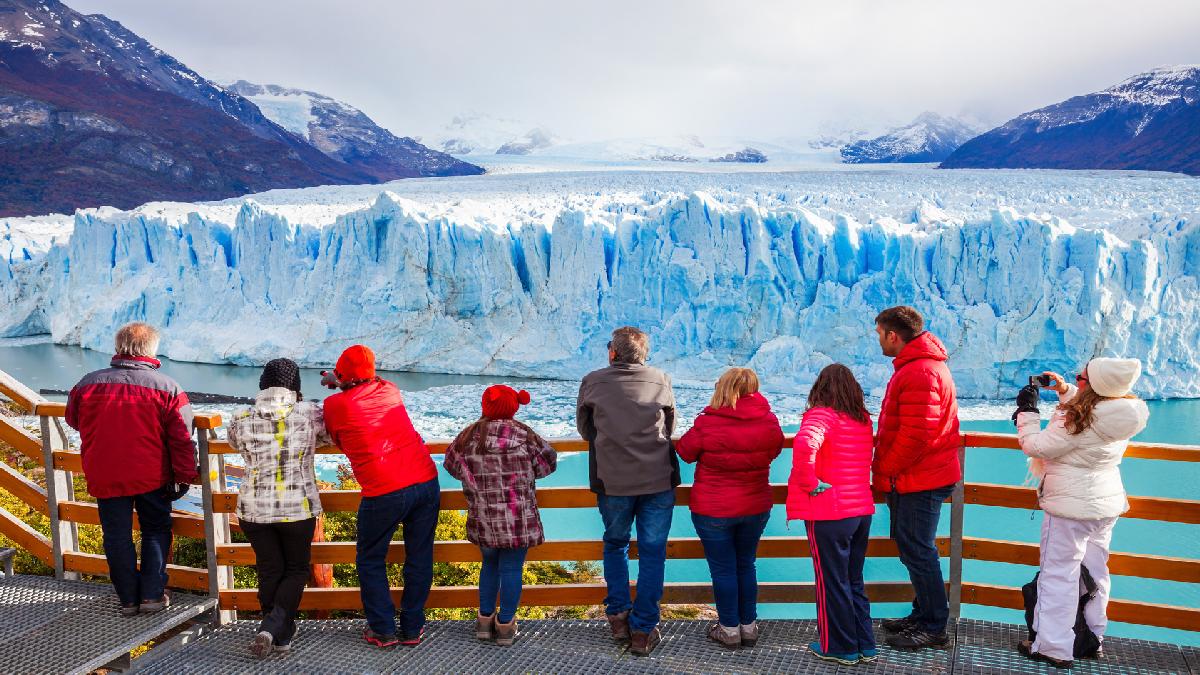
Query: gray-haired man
577 326 678 656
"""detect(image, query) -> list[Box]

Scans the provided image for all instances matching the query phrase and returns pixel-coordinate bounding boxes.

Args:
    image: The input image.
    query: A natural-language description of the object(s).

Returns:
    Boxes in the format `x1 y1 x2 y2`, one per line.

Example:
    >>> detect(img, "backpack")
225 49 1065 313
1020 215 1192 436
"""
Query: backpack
1022 563 1102 658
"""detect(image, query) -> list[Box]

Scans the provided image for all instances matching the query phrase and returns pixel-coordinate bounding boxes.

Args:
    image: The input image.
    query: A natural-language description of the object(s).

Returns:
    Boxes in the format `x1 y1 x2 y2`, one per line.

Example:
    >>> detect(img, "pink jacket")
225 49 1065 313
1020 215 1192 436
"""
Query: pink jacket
786 406 876 522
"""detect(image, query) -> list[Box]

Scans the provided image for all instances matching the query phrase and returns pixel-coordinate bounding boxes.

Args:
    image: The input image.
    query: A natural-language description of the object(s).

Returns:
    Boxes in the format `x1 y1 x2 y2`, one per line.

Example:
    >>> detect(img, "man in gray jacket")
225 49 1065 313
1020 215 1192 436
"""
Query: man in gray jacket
577 326 677 657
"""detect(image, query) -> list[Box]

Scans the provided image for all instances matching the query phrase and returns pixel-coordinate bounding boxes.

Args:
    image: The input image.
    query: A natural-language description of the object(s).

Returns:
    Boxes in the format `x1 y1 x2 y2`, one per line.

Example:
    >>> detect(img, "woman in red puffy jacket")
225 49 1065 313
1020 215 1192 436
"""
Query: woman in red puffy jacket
787 363 877 665
676 367 784 650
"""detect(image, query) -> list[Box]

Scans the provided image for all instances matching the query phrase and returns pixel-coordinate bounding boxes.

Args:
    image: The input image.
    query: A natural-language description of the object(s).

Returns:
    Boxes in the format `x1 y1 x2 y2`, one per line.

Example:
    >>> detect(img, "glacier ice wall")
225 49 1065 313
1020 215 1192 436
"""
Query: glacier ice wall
2 172 1198 399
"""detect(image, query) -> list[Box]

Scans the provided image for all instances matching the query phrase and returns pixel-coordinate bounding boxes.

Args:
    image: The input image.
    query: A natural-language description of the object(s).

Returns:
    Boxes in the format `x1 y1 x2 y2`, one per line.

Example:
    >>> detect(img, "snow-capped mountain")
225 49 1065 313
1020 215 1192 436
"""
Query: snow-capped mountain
4 168 1197 399
942 66 1200 175
840 113 980 164
423 113 558 155
226 81 481 180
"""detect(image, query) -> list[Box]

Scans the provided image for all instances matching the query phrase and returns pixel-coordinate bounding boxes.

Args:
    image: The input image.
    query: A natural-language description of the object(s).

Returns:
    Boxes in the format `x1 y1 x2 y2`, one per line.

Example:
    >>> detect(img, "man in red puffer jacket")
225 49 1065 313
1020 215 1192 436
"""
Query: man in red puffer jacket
322 345 439 647
872 306 961 650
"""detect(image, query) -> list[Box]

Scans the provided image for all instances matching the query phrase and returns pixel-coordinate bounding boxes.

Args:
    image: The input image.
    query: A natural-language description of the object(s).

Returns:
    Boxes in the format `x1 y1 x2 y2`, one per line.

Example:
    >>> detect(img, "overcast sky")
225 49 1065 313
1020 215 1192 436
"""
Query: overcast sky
70 0 1200 141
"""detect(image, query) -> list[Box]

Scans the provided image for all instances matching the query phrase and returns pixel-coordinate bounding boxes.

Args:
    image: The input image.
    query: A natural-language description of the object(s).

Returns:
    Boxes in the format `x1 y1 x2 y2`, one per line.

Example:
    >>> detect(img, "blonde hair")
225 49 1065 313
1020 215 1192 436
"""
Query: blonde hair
709 367 760 409
114 322 160 358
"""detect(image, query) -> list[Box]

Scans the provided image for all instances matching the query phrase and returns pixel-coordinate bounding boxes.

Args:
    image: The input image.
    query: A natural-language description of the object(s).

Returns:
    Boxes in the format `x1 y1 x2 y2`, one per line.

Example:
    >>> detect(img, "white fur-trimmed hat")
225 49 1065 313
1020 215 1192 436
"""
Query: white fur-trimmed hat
1086 358 1142 397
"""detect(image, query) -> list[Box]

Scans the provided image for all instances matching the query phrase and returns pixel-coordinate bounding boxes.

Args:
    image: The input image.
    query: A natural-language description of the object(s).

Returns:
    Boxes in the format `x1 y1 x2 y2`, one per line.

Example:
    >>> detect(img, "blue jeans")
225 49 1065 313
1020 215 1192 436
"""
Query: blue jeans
597 488 675 633
479 547 528 623
692 511 770 628
888 484 955 633
96 486 173 606
356 478 441 636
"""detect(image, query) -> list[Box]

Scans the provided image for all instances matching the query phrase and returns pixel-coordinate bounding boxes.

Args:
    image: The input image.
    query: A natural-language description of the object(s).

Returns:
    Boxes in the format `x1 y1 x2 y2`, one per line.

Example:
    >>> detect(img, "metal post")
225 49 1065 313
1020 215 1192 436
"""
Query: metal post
40 414 79 580
947 443 966 621
199 430 236 624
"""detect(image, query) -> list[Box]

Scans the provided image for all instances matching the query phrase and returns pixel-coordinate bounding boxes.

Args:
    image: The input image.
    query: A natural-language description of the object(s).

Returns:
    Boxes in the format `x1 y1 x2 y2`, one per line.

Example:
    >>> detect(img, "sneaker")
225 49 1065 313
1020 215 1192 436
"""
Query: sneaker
139 595 170 614
250 631 273 659
363 628 400 648
808 641 859 665
1018 640 1073 669
275 624 298 653
859 646 879 662
494 617 518 646
707 624 740 650
607 610 631 642
886 628 950 650
119 603 139 617
399 628 424 647
880 616 918 633
629 627 662 657
475 612 496 641
739 622 759 648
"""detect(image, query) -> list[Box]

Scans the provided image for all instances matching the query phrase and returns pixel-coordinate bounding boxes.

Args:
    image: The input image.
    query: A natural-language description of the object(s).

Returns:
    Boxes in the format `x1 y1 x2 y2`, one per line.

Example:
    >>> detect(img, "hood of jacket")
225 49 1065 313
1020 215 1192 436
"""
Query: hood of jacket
893 331 949 370
1087 396 1150 442
701 391 774 421
251 387 299 421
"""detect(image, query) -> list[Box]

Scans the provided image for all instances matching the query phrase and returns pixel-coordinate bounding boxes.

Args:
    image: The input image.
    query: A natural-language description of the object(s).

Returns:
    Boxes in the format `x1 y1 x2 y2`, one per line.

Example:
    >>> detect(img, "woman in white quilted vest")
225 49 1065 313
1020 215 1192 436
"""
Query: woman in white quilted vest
1011 357 1149 669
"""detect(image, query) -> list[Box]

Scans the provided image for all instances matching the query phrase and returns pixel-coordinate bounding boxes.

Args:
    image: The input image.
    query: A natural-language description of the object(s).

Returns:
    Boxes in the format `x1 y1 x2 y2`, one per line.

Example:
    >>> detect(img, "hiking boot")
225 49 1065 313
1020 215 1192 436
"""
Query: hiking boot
495 617 518 646
475 612 496 641
859 646 879 662
607 610 631 642
399 628 424 647
119 603 139 617
250 631 273 659
739 622 759 647
1019 640 1073 669
707 624 741 650
629 627 661 657
363 628 400 648
807 641 859 665
880 616 918 633
886 628 950 650
139 595 170 614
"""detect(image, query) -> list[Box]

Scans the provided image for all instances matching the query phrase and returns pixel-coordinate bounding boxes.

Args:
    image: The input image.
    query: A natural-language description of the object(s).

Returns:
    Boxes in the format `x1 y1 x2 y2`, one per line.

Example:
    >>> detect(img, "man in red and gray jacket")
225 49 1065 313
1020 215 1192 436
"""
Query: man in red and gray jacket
872 306 962 650
65 322 197 616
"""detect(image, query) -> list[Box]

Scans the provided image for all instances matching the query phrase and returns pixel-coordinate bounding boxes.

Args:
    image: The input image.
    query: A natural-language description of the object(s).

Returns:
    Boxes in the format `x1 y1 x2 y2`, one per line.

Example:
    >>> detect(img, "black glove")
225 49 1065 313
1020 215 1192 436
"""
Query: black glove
168 483 191 501
1011 384 1041 424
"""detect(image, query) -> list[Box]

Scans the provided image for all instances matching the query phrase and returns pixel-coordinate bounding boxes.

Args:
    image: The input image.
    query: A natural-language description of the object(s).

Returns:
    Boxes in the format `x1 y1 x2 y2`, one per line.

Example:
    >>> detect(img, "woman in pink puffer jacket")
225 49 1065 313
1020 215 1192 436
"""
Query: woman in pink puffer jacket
786 364 877 665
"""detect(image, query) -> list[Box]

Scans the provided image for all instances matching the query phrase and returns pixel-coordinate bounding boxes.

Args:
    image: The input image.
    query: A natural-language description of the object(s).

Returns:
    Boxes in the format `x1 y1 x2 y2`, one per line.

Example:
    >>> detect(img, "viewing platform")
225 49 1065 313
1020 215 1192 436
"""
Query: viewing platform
1 368 1197 673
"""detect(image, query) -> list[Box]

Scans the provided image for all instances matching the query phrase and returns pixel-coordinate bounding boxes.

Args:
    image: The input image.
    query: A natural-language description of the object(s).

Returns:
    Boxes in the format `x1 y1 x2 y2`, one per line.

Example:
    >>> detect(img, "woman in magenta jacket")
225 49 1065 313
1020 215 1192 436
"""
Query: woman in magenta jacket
676 367 784 650
787 363 877 666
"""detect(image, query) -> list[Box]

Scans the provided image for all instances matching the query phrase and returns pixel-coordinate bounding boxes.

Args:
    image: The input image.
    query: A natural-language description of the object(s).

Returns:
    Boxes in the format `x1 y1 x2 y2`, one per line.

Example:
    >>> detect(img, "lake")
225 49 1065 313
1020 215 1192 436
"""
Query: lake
2 340 1196 646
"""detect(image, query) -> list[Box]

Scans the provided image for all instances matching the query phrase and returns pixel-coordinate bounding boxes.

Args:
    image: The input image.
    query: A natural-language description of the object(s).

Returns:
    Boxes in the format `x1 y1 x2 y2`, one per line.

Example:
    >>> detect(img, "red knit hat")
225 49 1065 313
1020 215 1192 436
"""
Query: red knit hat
481 385 530 420
335 344 376 381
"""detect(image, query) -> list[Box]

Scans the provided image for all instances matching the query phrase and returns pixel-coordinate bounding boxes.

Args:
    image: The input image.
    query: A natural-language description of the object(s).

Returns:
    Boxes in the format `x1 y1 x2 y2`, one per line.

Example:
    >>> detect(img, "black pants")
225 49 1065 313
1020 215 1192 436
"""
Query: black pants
242 517 317 642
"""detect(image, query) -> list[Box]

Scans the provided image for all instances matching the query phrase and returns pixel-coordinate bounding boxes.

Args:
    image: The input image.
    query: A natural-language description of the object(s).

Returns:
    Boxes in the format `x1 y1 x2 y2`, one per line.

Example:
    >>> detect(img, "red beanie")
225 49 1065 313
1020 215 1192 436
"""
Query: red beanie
335 344 376 381
481 385 530 420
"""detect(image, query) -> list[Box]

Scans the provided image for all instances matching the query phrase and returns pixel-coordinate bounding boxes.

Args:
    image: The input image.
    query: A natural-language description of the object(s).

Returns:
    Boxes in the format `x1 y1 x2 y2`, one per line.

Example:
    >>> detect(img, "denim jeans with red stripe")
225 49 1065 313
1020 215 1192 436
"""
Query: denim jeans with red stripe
807 515 874 656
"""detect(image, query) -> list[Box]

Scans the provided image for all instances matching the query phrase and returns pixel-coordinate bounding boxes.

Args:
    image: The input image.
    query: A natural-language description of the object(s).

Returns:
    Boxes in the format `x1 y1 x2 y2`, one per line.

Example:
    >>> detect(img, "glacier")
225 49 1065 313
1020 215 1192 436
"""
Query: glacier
1 168 1198 399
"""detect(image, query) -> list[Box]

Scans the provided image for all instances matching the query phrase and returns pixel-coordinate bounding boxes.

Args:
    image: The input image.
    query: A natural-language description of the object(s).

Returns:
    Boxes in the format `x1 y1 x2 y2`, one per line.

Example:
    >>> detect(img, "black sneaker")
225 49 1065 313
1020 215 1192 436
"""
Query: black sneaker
880 616 918 634
885 629 950 650
363 628 400 648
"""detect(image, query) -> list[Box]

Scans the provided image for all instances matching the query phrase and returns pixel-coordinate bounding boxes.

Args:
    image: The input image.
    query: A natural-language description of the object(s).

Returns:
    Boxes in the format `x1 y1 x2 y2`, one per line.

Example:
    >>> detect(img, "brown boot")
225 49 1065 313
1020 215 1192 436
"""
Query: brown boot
739 622 759 647
606 610 631 642
629 627 662 657
495 617 518 646
708 623 740 650
474 612 496 641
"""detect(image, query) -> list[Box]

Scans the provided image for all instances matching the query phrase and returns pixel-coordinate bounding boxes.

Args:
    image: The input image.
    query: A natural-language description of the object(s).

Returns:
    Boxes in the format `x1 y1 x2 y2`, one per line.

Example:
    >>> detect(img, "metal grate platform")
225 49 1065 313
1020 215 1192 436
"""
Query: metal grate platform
0 574 216 675
130 615 1198 675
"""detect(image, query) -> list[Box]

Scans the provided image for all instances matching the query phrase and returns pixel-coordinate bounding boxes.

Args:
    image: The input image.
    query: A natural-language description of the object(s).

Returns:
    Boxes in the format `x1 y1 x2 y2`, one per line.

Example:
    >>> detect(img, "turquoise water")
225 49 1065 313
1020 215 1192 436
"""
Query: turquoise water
2 342 1196 645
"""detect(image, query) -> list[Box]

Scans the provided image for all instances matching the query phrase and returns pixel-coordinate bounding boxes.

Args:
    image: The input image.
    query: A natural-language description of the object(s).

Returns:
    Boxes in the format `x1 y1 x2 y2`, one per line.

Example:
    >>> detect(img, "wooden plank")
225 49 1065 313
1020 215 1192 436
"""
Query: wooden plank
0 417 44 463
0 459 49 515
0 369 43 413
57 501 209 538
0 504 53 565
220 581 917 611
52 451 82 473
216 536 941 566
964 431 1200 462
964 483 1200 523
193 413 222 430
62 551 210 591
961 582 1200 632
33 401 66 417
962 537 1200 583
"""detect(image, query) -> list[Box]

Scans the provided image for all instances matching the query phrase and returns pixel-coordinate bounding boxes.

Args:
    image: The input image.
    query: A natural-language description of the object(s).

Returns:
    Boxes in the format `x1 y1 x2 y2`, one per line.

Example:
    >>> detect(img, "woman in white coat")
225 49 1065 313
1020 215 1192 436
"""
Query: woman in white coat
1011 358 1149 669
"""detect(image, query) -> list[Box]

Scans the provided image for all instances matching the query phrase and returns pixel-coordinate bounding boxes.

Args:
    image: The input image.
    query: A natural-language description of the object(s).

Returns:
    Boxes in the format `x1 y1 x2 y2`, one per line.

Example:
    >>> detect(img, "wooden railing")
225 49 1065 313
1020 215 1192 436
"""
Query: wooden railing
2 370 1198 633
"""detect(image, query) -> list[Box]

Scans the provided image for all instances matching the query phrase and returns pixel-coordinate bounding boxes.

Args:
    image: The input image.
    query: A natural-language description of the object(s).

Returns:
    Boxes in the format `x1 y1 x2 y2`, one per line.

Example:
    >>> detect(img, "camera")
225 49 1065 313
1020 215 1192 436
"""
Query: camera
1029 374 1052 387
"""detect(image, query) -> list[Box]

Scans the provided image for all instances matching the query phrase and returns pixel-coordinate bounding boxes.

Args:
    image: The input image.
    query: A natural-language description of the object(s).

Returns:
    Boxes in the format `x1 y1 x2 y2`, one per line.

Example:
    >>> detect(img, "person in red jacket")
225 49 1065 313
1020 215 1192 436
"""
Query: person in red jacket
787 364 876 665
322 345 440 648
675 367 783 651
872 306 962 650
65 322 197 616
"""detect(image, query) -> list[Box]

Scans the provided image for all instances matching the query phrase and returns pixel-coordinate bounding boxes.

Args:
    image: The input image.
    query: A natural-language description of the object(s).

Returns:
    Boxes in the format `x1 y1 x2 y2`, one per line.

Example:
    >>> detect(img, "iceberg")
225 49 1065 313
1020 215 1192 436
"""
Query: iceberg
2 169 1197 399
